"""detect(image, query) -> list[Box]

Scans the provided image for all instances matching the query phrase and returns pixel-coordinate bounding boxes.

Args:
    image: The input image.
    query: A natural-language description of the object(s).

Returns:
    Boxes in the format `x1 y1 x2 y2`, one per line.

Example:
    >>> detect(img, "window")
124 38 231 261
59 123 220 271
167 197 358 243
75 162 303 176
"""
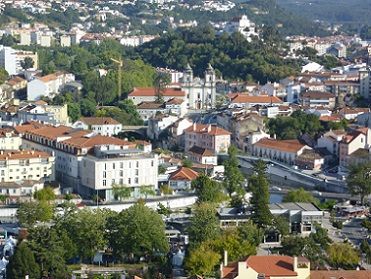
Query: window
136 161 139 168
119 178 123 185
120 162 123 168
103 180 106 186
120 170 123 176
113 163 116 169
112 179 115 185
135 169 139 176
103 172 106 178
128 178 131 184
151 160 154 167
134 177 138 184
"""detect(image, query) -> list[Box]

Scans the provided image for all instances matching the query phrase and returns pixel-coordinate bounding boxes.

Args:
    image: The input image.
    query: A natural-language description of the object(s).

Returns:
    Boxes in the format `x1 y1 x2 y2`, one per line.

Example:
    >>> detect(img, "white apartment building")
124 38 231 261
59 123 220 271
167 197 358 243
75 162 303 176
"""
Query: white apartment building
0 128 22 150
360 67 371 99
0 46 38 75
80 145 158 200
60 35 71 47
120 35 158 47
72 117 122 136
27 71 75 100
317 130 346 157
0 150 55 183
18 123 157 200
0 180 44 203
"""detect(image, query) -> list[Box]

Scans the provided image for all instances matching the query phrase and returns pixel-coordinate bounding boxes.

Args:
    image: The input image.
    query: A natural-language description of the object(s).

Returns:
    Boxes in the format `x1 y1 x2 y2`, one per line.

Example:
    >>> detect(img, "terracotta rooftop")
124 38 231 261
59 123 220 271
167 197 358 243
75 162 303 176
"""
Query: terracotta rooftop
254 138 306 153
187 145 215 156
7 76 26 86
129 87 186 97
339 107 369 115
169 167 199 181
302 91 334 99
137 102 164 109
310 270 371 279
230 94 283 104
246 256 300 277
0 127 18 137
14 121 48 134
78 117 120 125
0 150 50 161
38 71 69 83
185 123 231 136
62 134 132 149
319 115 341 122
166 97 184 105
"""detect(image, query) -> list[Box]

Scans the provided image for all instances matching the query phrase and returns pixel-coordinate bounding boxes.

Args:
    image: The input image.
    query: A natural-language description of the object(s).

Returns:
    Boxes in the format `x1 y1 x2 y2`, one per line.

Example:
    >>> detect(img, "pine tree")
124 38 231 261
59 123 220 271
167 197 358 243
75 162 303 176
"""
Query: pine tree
223 145 245 198
6 241 40 279
248 160 273 227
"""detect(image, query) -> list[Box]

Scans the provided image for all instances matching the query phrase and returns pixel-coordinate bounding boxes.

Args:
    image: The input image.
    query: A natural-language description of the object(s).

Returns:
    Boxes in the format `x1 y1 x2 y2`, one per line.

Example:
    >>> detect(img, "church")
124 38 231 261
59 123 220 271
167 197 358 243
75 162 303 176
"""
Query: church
181 64 216 110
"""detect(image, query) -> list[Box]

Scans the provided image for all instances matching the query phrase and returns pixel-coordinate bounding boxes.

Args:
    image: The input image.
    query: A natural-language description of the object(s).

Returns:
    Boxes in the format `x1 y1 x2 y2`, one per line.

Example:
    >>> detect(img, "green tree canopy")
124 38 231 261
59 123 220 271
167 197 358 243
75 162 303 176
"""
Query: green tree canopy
248 160 273 227
192 173 224 203
185 244 221 277
17 201 54 228
188 203 220 245
283 188 318 204
107 203 168 260
6 241 40 279
327 243 360 269
223 145 245 198
33 186 56 201
0 67 9 84
346 162 371 204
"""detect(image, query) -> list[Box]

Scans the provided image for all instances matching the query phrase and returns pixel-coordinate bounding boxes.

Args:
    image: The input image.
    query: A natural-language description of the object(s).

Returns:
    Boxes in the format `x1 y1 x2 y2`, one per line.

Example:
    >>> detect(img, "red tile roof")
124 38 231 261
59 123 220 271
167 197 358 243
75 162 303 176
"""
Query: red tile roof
230 94 283 104
0 150 50 160
185 124 231 136
188 145 215 156
246 256 298 277
302 91 334 99
129 87 186 97
79 117 120 125
169 167 199 181
254 138 306 153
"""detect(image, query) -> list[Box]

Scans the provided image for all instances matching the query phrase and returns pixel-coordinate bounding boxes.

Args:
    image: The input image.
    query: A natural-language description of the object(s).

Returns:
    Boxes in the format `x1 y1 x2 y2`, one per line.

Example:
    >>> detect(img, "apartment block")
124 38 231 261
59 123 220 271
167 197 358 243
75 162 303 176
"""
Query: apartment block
0 46 38 75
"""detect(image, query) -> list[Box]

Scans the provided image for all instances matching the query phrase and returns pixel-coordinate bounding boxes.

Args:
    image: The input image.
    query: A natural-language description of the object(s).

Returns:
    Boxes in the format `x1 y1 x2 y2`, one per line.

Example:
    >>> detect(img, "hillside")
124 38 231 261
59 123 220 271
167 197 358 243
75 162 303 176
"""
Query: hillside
277 0 371 25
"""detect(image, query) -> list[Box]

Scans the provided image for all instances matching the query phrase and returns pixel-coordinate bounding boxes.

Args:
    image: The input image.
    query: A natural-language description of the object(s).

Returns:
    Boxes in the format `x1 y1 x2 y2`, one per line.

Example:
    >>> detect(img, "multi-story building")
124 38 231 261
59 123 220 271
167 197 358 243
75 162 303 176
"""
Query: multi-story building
269 202 323 236
252 138 312 166
317 130 347 157
224 15 258 42
339 127 371 169
184 123 231 153
229 94 283 108
18 123 158 200
60 35 71 47
300 91 335 108
27 71 75 100
168 167 199 191
359 67 371 100
0 150 55 183
0 46 38 75
0 128 22 150
72 117 122 136
186 146 217 165
80 145 158 200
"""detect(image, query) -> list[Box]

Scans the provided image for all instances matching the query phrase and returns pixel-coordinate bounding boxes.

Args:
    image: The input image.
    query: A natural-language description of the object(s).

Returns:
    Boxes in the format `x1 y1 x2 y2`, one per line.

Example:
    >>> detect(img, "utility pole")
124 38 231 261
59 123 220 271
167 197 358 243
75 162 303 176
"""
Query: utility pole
111 57 123 99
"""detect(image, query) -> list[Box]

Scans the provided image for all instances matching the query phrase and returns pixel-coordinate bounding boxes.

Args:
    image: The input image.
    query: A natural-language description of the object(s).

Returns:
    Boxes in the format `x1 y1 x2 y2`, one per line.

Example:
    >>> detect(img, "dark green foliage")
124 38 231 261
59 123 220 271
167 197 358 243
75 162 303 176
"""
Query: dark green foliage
0 34 17 46
20 57 35 70
6 241 40 279
136 26 299 83
283 188 318 204
347 162 371 205
0 68 9 84
107 203 168 260
223 145 245 198
188 203 220 245
360 25 371 40
17 201 54 228
248 160 273 227
192 173 224 203
267 110 324 139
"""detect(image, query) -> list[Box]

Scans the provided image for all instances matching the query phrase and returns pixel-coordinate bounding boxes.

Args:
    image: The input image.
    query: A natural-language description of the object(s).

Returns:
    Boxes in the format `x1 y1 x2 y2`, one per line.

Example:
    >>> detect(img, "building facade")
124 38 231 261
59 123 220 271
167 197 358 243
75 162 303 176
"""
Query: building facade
72 117 122 136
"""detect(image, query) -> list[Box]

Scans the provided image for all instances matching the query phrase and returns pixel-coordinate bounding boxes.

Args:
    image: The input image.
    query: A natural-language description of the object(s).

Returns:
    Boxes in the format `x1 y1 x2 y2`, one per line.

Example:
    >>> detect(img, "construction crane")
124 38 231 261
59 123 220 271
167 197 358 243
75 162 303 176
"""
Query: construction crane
110 57 123 99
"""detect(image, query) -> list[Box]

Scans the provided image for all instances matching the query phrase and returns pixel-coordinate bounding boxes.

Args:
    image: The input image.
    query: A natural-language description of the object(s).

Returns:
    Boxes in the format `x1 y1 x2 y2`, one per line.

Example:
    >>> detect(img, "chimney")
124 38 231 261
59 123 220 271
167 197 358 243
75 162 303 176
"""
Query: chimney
293 256 298 272
223 250 228 267
193 122 196 130
207 124 212 133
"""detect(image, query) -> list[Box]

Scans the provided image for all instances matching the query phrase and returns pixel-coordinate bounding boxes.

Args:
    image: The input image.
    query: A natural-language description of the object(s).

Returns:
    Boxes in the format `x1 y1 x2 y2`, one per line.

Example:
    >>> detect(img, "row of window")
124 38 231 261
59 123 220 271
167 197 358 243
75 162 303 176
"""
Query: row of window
102 177 139 186
0 167 47 175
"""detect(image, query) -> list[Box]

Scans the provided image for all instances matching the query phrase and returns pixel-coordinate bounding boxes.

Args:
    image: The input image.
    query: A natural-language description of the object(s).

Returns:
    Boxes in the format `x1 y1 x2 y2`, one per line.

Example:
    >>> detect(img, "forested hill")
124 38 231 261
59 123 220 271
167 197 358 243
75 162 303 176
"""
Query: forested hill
169 0 329 37
135 27 300 83
277 0 371 25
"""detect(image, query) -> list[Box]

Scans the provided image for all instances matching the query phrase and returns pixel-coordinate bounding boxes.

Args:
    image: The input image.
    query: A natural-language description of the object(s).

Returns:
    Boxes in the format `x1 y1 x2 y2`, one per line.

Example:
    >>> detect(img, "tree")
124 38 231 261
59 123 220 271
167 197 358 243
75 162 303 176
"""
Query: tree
139 185 156 199
160 184 173 195
272 215 290 236
80 98 97 117
154 72 170 103
223 145 245 198
0 68 9 84
185 244 221 277
107 202 168 260
17 201 54 228
283 188 318 204
68 102 81 122
346 162 371 205
248 160 273 227
237 221 263 246
33 186 56 201
112 184 133 201
21 57 35 70
327 243 360 269
0 34 16 46
188 203 220 245
181 158 193 168
192 173 224 203
157 203 172 217
6 241 40 279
